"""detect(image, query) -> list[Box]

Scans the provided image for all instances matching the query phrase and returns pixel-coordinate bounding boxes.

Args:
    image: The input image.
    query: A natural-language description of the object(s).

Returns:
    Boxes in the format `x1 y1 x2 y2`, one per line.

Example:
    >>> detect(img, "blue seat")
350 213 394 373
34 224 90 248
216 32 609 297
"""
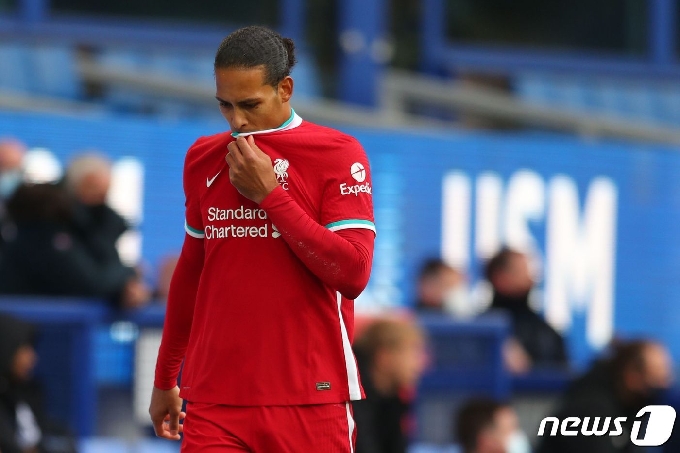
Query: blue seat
290 51 322 99
97 48 148 111
29 45 81 99
0 42 31 92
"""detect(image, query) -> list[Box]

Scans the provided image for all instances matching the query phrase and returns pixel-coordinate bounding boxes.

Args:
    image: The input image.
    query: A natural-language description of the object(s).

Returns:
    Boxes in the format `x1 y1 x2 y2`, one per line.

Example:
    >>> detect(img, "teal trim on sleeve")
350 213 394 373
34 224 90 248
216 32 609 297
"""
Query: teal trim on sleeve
185 221 205 238
326 219 376 235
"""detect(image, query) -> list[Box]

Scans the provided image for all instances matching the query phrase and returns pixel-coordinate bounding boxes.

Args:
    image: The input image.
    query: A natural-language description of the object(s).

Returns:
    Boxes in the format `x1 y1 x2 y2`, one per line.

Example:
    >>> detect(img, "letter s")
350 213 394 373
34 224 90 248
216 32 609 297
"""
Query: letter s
561 417 581 436
610 417 626 436
631 405 676 447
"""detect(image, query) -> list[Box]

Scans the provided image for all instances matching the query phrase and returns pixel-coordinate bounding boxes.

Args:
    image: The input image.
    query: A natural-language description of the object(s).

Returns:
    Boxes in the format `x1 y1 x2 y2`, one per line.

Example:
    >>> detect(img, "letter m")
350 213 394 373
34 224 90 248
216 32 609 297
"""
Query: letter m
544 176 618 349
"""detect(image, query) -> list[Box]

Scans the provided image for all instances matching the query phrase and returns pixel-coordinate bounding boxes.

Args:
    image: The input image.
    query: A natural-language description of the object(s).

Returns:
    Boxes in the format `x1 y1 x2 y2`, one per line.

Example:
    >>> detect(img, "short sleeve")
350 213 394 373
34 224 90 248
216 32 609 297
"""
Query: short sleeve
183 145 205 239
320 138 376 235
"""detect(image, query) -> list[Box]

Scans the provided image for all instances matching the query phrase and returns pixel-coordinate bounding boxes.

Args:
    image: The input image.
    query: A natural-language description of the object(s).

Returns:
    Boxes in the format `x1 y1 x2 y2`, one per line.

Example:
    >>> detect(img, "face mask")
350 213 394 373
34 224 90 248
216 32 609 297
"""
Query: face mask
505 430 531 453
0 170 21 198
443 287 473 318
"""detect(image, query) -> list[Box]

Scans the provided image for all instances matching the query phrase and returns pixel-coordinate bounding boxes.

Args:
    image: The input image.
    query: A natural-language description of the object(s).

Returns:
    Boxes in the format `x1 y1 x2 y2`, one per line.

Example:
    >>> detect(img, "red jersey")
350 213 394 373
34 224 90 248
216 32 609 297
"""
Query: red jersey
176 111 375 406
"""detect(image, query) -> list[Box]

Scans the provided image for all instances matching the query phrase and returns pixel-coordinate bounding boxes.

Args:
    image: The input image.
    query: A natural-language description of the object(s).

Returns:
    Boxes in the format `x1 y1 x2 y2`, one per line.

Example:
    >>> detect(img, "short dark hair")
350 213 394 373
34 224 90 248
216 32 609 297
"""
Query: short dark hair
418 258 452 282
610 339 657 380
456 398 508 453
483 247 521 282
214 25 297 86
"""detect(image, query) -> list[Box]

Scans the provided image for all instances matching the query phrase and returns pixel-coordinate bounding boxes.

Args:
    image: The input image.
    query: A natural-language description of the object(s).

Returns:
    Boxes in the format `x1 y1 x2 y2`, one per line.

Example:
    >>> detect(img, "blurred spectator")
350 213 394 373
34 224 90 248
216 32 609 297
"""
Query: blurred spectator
353 317 428 453
483 248 567 374
415 258 467 316
536 339 673 453
65 153 126 264
63 152 149 308
0 168 148 309
0 313 77 453
456 398 530 453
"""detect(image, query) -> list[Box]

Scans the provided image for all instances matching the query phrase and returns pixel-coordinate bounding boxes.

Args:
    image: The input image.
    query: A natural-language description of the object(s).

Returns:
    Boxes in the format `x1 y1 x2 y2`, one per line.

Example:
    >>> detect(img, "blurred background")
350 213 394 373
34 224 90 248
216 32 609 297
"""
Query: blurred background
1 0 680 452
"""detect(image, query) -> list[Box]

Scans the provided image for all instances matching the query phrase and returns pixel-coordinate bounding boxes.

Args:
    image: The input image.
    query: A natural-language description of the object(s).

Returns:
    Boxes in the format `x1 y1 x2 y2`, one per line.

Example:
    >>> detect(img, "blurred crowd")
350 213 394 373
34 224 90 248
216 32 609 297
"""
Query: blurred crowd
0 137 177 310
0 136 676 453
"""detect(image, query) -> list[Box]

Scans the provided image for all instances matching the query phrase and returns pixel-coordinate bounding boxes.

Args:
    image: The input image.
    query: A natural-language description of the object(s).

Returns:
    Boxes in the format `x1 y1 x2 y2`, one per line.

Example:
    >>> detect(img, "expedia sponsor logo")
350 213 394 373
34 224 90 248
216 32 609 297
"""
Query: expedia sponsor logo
340 182 372 196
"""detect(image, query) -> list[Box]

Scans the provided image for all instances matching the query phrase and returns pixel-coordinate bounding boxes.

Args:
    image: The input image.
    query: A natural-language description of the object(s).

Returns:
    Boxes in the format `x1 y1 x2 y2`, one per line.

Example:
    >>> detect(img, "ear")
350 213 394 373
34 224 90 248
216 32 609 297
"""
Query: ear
278 76 293 103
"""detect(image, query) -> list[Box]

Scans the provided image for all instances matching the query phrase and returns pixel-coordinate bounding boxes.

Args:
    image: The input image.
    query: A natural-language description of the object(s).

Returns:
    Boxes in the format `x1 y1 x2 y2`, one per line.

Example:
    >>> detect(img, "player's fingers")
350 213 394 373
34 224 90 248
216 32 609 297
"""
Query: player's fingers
152 416 169 438
167 411 181 435
236 136 257 160
227 141 243 161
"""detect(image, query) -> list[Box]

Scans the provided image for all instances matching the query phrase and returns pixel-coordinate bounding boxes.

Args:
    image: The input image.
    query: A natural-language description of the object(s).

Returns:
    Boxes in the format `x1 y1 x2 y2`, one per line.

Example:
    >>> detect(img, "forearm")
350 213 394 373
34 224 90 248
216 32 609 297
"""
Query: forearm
154 234 204 389
260 186 374 299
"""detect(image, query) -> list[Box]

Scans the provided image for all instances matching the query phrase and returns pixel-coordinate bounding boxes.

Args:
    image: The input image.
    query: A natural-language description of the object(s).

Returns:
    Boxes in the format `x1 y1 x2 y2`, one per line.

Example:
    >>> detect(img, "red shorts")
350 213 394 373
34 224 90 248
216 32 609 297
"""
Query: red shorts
181 402 357 452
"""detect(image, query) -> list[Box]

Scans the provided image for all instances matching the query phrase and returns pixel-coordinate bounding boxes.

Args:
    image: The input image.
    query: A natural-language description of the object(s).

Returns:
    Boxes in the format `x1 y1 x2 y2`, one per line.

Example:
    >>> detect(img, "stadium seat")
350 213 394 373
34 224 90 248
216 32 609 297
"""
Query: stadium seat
513 72 680 126
0 42 32 92
29 45 81 99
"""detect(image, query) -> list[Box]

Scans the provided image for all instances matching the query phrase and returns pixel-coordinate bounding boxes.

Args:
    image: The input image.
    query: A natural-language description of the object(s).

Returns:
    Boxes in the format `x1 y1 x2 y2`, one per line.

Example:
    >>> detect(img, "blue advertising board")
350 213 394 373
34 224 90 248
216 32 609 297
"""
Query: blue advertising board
1 111 679 368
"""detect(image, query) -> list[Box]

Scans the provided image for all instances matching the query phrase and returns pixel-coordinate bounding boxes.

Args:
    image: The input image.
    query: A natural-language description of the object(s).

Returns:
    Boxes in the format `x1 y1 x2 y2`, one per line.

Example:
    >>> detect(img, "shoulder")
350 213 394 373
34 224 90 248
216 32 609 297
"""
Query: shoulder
300 121 365 153
185 131 232 168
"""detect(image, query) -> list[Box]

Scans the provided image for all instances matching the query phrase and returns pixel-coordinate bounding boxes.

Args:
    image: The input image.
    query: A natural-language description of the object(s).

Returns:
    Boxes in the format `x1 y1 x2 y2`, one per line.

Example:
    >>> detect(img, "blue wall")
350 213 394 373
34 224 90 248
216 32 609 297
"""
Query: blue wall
2 111 679 368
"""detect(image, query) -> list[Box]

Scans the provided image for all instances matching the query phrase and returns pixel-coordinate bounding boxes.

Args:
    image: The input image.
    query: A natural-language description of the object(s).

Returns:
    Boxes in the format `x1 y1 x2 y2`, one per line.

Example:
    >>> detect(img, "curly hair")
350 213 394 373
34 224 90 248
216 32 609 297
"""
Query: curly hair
214 25 297 86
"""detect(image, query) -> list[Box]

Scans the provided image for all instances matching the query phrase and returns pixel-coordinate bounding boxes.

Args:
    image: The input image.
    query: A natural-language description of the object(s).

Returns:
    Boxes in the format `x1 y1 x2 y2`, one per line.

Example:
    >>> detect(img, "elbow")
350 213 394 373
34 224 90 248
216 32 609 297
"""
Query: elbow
338 273 370 300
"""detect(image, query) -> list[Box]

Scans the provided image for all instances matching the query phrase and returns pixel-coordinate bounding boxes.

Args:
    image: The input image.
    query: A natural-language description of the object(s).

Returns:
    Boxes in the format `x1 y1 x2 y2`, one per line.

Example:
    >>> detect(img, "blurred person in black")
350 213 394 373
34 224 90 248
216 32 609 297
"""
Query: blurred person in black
483 247 567 373
415 258 467 316
456 398 530 453
64 153 126 264
536 339 673 453
0 313 77 453
0 180 148 308
352 317 428 453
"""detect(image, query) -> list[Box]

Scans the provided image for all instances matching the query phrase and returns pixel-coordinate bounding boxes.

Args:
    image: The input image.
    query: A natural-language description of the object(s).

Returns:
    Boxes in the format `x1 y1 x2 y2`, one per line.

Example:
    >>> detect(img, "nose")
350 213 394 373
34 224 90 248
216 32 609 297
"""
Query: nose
230 109 248 132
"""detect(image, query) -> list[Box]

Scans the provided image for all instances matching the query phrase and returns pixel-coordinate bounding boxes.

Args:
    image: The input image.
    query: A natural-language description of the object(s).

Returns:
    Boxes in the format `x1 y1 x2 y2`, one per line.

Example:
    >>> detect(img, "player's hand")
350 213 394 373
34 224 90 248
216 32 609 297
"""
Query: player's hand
225 135 279 204
149 386 185 440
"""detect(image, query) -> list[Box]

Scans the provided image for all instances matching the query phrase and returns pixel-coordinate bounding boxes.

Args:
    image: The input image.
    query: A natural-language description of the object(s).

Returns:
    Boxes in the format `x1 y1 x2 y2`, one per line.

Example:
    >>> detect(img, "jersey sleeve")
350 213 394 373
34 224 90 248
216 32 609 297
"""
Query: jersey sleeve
183 142 205 239
320 138 376 235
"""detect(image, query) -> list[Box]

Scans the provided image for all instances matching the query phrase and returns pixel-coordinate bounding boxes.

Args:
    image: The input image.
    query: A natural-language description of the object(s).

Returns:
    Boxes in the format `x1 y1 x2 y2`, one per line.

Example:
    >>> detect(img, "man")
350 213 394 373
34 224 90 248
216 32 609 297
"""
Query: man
537 339 673 453
352 318 428 453
484 248 567 373
64 153 149 308
456 398 530 453
149 26 375 452
415 258 467 316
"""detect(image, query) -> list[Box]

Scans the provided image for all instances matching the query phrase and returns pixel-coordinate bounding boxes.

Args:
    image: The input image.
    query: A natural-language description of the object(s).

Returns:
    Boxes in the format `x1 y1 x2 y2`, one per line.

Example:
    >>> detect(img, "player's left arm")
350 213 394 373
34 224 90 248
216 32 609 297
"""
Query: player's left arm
226 135 375 299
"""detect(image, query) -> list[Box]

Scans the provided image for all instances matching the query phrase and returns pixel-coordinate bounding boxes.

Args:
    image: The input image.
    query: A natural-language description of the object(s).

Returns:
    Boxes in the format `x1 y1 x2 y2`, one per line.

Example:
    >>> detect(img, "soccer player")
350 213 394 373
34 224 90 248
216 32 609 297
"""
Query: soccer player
149 26 376 452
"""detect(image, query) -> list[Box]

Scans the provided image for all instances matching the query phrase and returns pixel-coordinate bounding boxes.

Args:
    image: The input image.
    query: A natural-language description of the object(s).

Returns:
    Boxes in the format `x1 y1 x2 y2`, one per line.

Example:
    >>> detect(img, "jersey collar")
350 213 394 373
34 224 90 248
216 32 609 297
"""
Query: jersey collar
231 109 302 138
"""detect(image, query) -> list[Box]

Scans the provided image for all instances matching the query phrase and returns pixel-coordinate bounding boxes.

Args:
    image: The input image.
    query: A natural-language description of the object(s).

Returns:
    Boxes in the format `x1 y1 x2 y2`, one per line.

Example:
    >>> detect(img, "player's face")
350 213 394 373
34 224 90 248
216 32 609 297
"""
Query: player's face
215 66 293 134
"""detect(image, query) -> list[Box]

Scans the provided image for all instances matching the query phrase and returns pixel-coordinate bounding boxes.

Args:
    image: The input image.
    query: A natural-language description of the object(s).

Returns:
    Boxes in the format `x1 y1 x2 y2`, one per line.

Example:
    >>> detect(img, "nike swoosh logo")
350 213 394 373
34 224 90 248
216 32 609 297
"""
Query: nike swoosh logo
207 171 221 187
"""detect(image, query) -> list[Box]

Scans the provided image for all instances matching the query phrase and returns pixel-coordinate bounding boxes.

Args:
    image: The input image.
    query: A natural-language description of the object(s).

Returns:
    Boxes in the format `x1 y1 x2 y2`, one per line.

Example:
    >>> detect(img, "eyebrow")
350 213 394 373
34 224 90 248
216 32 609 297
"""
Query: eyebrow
215 96 261 106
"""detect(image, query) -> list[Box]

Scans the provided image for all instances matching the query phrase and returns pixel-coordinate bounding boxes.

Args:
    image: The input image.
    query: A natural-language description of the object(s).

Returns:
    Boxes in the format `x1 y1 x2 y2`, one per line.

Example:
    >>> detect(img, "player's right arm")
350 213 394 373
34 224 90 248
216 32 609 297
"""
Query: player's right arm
150 142 205 440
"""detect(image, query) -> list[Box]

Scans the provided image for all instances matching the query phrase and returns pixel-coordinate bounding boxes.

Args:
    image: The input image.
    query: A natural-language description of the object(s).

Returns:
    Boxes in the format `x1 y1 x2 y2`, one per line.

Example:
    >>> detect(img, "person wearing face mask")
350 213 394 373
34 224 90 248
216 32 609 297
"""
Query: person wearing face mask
415 258 470 317
64 153 150 309
456 398 531 453
536 339 673 453
352 317 429 453
483 248 568 374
